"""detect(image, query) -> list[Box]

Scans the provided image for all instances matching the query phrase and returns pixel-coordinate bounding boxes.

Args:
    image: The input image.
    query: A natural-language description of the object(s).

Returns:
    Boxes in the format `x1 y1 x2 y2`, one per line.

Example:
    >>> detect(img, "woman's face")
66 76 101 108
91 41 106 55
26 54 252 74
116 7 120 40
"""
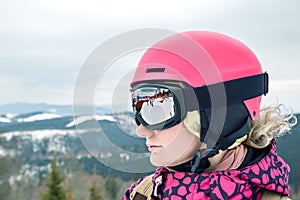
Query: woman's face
136 122 201 167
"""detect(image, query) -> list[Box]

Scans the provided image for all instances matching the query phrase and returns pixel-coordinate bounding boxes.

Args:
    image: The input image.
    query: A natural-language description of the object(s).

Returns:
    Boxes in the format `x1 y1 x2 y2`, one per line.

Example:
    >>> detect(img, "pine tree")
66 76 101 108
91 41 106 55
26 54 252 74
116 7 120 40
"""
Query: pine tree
0 139 16 199
104 176 117 200
41 158 66 200
89 173 103 200
0 157 11 199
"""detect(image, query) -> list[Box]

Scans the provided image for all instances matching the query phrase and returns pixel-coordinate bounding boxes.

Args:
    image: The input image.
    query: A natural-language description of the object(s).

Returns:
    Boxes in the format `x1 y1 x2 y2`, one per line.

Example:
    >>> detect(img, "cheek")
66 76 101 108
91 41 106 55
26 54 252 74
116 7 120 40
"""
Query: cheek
166 134 200 160
156 124 183 146
164 124 198 149
150 136 200 166
158 132 179 147
150 124 201 166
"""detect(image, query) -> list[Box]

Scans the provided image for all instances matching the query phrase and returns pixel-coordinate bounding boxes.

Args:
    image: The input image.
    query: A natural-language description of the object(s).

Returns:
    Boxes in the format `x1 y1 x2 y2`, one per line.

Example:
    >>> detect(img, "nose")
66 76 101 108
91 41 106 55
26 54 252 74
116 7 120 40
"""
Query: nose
136 125 156 138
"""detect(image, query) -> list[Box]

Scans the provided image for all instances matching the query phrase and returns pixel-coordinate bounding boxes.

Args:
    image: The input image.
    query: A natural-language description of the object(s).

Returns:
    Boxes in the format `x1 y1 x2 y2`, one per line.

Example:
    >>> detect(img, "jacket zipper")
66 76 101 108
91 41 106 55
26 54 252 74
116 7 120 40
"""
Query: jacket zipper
153 175 163 197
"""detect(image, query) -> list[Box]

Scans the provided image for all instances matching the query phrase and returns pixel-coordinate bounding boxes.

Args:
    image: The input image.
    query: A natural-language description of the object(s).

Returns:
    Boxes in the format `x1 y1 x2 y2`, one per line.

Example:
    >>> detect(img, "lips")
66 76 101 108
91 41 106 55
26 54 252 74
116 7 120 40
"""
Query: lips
146 144 163 152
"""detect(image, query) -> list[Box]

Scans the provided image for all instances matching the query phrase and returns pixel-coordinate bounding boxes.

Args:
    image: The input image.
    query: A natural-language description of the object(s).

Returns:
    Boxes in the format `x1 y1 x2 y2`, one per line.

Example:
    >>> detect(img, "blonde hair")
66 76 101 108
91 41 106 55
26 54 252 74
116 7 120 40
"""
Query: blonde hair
183 111 200 137
244 104 297 148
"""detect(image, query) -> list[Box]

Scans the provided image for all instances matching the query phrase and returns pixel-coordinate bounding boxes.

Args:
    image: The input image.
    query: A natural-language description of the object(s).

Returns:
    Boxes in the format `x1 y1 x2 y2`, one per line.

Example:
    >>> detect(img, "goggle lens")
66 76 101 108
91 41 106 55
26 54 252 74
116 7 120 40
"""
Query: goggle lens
132 87 176 126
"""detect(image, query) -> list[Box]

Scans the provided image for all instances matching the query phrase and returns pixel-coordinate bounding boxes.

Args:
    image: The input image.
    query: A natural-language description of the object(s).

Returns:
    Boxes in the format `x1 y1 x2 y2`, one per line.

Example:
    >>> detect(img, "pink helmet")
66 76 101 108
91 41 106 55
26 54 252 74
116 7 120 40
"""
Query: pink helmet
131 31 268 120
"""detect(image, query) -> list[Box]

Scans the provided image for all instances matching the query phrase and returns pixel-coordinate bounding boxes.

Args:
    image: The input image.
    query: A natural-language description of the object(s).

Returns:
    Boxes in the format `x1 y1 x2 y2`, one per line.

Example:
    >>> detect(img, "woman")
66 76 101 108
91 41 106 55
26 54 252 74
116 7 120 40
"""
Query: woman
122 31 296 200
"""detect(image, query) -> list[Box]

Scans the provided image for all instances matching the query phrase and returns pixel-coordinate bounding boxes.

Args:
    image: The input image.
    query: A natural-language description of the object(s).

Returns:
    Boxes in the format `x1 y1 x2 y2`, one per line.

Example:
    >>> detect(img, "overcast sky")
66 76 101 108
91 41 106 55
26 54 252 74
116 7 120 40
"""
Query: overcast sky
0 0 299 112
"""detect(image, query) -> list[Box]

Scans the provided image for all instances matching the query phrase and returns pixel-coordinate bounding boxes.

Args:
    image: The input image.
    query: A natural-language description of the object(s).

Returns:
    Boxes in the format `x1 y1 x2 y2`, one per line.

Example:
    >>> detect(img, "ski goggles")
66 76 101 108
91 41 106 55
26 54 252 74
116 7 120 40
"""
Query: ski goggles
131 83 191 130
130 73 269 130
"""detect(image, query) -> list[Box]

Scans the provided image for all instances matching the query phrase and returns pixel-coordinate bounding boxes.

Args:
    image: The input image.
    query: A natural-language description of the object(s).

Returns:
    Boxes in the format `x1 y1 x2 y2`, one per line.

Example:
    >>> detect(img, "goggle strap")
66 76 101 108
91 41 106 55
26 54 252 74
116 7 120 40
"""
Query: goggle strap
184 72 269 110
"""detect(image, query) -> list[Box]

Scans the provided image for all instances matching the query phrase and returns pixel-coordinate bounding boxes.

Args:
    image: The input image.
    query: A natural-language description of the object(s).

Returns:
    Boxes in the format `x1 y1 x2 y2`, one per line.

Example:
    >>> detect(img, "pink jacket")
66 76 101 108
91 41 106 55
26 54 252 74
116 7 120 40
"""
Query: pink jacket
123 142 290 200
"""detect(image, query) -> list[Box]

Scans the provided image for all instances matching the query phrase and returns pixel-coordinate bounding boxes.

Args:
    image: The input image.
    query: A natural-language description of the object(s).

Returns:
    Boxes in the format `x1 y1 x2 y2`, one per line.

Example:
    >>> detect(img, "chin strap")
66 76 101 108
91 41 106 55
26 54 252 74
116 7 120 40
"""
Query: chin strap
169 148 219 173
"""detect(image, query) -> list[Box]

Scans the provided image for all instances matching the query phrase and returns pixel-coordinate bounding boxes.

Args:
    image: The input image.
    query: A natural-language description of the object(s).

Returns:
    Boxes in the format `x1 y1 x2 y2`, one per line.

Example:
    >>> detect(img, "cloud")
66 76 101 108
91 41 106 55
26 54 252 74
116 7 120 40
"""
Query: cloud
262 79 300 112
271 80 300 90
0 0 299 112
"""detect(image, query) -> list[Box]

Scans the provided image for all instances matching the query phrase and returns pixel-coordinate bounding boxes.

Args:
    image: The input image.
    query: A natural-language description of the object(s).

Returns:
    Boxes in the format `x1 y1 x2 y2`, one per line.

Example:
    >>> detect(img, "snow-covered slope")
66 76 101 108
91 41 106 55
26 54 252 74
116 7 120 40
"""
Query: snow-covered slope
17 113 62 122
66 115 115 128
0 116 11 123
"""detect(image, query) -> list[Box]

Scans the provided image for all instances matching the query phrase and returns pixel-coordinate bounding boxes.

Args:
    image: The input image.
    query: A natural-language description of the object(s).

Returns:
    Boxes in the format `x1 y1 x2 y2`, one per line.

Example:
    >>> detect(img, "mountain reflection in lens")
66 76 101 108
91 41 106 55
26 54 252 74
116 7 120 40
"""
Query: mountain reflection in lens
141 96 175 125
132 87 175 125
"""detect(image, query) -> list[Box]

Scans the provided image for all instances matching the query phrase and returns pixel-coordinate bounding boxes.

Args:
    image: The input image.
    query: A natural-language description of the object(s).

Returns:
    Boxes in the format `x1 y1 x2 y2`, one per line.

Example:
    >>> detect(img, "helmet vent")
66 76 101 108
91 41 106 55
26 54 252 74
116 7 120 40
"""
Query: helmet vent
146 68 165 73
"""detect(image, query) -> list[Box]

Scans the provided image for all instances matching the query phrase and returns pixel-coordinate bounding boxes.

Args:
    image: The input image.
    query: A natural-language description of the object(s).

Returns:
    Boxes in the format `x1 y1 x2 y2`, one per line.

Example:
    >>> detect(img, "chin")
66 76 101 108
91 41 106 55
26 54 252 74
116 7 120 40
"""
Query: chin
150 154 173 167
150 155 163 166
150 154 185 167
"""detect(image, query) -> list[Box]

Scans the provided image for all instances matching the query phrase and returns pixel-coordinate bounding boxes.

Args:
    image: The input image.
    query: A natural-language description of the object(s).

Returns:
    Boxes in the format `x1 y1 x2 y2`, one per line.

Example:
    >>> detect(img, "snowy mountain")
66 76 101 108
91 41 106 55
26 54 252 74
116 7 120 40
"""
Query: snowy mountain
65 115 115 128
0 109 147 195
0 116 11 123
